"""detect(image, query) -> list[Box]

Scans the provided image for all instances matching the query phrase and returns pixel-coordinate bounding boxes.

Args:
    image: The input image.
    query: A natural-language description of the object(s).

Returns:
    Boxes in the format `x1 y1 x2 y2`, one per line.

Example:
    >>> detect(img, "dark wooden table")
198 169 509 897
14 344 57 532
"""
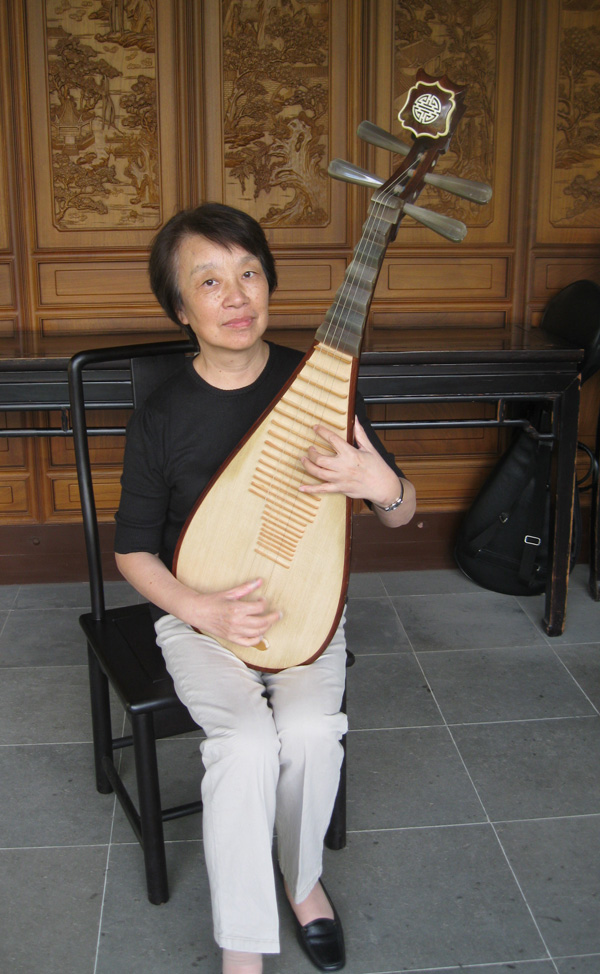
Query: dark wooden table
0 329 584 635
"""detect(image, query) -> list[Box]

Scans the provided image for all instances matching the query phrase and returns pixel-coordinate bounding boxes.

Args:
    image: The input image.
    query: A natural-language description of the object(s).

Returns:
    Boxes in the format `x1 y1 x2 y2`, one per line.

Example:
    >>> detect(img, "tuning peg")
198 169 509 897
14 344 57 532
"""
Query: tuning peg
402 202 467 242
358 120 493 205
357 120 412 157
328 158 382 188
328 159 467 241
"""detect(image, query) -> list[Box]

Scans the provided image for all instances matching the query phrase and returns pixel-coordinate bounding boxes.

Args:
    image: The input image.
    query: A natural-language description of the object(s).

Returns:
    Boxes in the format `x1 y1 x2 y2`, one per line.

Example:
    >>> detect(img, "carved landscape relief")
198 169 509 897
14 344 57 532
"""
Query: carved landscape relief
45 0 159 230
551 0 600 227
222 0 330 228
393 0 498 226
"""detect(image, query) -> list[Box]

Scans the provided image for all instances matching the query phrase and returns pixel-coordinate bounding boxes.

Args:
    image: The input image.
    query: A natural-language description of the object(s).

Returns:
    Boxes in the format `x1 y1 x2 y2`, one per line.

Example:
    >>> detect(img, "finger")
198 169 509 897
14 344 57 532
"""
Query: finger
233 609 282 644
301 456 337 482
353 416 372 449
305 446 337 469
313 424 347 452
225 578 263 600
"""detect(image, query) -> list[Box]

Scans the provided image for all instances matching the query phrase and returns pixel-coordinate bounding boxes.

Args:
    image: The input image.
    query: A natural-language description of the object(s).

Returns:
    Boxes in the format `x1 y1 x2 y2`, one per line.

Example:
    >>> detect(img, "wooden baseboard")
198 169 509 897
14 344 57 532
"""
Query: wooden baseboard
0 523 120 585
0 509 591 585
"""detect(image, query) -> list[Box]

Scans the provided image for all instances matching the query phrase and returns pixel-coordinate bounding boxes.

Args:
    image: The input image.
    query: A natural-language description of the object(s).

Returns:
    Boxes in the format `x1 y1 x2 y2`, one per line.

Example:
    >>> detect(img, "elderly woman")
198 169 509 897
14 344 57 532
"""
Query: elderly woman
114 203 415 974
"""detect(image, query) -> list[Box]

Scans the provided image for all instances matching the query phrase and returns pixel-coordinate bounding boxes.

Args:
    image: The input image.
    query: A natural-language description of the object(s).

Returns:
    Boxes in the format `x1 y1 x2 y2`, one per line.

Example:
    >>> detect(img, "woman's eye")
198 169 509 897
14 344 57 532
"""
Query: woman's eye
203 278 216 287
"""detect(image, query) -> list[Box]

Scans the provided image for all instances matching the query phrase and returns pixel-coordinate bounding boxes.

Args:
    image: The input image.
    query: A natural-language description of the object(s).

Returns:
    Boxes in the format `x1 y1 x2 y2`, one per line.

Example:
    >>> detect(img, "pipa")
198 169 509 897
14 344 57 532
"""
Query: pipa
174 70 491 670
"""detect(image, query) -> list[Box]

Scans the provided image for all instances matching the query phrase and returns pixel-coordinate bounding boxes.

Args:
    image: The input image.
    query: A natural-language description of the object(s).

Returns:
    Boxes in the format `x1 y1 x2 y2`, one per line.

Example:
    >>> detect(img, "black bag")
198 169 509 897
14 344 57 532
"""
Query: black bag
454 423 581 596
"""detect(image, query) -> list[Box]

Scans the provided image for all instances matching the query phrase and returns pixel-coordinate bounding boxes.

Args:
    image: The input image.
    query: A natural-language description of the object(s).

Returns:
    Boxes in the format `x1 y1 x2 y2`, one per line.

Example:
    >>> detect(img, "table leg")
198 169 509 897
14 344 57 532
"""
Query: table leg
543 377 581 635
589 407 600 600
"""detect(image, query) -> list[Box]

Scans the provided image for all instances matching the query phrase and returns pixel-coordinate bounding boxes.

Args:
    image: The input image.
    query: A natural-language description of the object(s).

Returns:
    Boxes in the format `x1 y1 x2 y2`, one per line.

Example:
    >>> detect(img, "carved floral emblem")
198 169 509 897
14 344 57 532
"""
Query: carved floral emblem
399 81 457 140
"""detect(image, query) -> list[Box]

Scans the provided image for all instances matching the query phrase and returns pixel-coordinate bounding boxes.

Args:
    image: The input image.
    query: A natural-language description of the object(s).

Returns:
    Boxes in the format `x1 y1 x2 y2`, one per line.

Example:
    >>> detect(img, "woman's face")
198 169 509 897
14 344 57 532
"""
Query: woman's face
176 234 270 355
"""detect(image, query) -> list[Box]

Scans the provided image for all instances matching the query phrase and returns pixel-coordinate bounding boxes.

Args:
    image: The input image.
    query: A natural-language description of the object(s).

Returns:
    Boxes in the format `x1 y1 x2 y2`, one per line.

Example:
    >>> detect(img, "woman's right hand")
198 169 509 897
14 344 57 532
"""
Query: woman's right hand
188 577 281 646
115 551 280 647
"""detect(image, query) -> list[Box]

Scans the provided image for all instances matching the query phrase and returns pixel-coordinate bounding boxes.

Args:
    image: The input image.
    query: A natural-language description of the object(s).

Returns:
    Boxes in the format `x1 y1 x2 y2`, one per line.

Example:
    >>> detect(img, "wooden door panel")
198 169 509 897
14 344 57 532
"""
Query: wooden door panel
370 0 516 247
199 0 352 249
26 0 182 250
536 0 600 245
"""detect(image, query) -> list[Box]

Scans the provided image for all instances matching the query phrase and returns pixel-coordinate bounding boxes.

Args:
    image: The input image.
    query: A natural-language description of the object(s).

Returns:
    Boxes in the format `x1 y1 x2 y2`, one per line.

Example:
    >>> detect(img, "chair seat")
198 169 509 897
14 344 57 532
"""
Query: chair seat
80 602 199 732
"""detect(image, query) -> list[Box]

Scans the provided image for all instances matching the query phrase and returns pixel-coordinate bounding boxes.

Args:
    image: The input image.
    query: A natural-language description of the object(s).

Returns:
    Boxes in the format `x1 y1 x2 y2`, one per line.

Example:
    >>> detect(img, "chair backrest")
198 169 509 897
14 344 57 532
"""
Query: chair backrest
541 279 600 384
68 340 195 621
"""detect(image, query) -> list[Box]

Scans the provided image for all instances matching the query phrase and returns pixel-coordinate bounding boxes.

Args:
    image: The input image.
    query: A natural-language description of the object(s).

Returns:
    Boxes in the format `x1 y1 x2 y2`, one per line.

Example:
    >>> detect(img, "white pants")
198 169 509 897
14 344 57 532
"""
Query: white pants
154 613 348 954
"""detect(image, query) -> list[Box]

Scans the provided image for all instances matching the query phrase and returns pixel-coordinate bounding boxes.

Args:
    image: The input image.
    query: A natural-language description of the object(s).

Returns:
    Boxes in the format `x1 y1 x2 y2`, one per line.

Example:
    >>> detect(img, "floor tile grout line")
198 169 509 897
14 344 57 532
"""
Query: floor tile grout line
344 808 600 836
443 730 561 974
406 640 561 973
94 730 123 974
358 960 560 974
0 607 11 639
346 713 600 735
547 643 600 717
0 739 96 748
486 819 561 974
0 842 114 851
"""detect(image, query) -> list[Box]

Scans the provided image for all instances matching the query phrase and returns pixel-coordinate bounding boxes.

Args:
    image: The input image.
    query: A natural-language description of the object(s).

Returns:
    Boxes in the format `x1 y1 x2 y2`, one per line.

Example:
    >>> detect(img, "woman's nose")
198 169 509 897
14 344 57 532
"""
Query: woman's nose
223 278 248 305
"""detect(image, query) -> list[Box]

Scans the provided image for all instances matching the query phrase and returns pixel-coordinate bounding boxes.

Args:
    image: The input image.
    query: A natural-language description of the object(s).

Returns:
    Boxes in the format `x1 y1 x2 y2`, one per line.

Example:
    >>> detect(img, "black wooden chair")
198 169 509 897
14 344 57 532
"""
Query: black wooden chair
68 339 350 905
541 279 600 600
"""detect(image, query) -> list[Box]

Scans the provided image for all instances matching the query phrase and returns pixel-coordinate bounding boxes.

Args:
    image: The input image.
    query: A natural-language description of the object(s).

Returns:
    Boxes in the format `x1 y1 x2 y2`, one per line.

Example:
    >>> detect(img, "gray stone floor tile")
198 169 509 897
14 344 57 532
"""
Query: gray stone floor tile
382 567 483 596
345 596 411 655
347 572 387 597
2 572 599 972
14 580 92 609
346 653 443 730
0 742 115 846
497 816 600 957
95 842 218 974
391 591 547 652
289 828 547 973
555 643 600 712
451 717 600 821
0 846 107 974
0 664 124 745
555 957 600 974
347 726 485 830
417 645 597 725
0 585 18 608
518 565 600 645
12 579 141 609
0 606 85 666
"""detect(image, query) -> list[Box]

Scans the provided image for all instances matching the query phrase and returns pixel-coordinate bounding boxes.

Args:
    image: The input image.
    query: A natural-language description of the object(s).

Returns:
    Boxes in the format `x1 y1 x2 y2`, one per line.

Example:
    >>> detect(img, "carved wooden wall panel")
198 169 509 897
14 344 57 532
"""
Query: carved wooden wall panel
200 0 353 248
370 0 515 247
536 0 600 245
27 0 181 249
22 0 185 345
0 0 17 342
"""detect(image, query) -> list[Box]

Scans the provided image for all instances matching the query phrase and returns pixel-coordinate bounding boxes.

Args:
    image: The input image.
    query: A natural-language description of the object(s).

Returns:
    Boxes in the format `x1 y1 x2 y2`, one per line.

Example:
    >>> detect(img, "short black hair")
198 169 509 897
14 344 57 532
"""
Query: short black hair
149 203 277 334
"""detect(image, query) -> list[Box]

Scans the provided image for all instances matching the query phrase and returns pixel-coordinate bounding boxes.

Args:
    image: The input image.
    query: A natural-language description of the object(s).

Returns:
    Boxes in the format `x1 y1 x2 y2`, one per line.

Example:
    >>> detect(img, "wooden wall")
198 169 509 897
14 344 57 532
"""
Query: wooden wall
1 0 599 581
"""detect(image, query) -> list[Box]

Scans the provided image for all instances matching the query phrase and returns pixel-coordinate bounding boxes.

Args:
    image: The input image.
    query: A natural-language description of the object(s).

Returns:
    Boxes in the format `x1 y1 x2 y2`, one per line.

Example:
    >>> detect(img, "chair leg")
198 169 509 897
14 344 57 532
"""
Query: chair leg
325 739 347 851
325 682 348 852
87 645 114 795
132 711 170 905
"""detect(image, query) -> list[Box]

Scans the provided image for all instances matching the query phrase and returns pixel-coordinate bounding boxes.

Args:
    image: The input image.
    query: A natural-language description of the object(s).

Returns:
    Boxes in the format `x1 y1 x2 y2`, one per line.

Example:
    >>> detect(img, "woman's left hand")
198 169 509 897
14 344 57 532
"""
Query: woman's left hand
300 416 399 505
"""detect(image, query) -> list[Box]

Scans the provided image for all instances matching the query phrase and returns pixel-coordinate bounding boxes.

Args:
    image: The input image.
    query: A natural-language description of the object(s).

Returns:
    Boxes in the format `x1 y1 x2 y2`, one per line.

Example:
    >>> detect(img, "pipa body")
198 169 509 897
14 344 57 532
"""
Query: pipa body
174 342 357 670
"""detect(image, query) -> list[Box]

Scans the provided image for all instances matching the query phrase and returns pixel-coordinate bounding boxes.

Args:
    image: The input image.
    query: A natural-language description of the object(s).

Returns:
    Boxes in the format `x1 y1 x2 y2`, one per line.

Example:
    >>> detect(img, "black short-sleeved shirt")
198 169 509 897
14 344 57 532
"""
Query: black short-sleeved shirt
115 342 401 579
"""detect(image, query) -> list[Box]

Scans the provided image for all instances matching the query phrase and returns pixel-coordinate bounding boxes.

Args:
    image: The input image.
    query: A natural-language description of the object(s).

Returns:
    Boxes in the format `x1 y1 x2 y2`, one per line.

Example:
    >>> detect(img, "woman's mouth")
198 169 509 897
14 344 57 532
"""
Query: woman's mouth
223 316 254 329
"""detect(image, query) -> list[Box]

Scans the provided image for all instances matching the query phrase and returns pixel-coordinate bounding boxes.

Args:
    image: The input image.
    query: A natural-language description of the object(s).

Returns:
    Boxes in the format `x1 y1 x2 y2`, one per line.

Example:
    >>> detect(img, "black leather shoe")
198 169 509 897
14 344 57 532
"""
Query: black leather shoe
291 883 345 972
